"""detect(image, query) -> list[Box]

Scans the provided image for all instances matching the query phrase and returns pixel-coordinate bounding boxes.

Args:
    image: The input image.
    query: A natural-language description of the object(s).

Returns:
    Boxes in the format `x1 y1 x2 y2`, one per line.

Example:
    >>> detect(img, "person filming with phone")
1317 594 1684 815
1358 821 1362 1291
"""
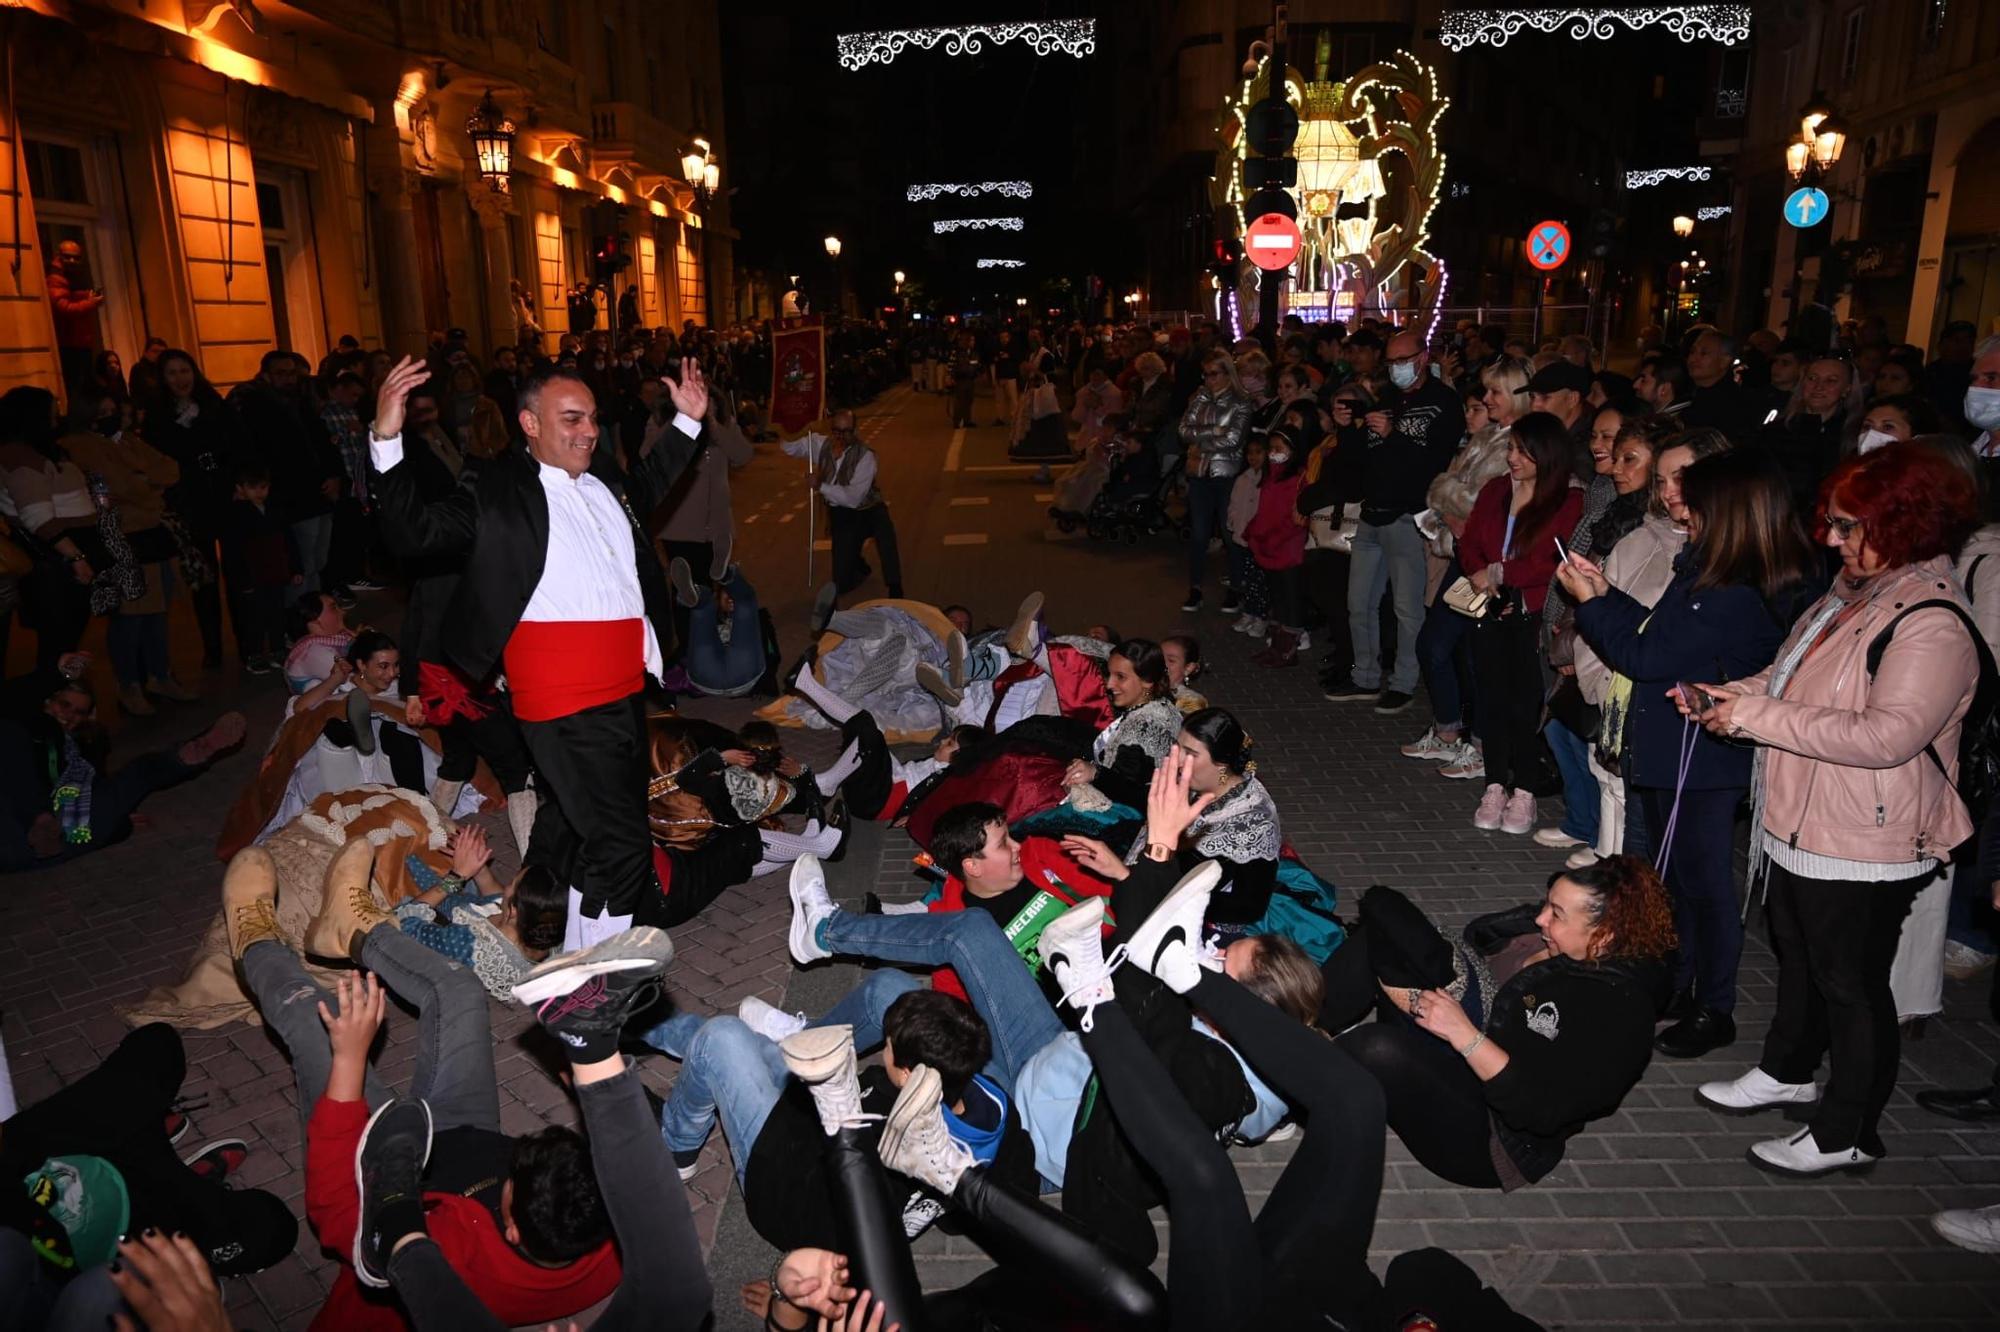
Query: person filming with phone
1654 441 1980 1178
1559 450 1816 1061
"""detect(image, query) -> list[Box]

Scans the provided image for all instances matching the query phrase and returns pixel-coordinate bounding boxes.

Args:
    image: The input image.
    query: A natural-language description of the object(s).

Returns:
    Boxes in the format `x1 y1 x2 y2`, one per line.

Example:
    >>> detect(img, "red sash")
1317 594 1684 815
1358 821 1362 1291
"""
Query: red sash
504 619 644 722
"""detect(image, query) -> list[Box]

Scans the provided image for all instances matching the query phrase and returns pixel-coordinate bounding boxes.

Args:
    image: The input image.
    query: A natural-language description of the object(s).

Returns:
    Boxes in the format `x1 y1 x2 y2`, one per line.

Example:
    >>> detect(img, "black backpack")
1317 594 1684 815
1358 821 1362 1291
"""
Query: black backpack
1863 591 2000 817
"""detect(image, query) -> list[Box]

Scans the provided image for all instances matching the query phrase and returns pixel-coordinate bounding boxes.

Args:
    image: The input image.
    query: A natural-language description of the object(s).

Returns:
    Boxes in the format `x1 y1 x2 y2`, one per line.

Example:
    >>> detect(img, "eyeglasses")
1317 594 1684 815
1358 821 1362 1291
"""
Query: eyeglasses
1825 514 1864 540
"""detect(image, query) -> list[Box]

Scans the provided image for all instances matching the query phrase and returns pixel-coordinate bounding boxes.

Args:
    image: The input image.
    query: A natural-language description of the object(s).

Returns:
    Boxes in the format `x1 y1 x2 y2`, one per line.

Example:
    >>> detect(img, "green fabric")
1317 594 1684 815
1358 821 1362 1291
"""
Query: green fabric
23 1154 129 1268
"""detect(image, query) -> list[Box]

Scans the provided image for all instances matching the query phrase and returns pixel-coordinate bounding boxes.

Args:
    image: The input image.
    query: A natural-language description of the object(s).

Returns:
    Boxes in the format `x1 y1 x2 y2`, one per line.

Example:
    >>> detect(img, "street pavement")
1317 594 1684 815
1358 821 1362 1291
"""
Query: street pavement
4 380 1999 1329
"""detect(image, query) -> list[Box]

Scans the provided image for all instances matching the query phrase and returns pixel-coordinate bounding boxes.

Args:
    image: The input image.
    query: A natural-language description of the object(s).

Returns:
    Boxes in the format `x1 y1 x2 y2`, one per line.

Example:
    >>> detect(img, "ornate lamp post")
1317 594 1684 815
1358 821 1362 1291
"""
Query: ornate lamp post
466 90 515 192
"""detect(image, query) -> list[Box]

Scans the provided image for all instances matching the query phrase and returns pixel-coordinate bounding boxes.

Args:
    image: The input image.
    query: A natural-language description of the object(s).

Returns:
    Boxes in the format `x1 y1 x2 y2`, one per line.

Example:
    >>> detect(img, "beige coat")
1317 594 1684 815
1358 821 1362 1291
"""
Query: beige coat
1574 514 1685 707
1716 557 1978 865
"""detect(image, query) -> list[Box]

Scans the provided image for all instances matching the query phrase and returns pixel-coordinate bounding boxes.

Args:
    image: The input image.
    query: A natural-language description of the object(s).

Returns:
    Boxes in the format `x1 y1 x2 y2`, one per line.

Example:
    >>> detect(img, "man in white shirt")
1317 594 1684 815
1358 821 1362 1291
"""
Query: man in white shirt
367 356 708 948
783 408 903 606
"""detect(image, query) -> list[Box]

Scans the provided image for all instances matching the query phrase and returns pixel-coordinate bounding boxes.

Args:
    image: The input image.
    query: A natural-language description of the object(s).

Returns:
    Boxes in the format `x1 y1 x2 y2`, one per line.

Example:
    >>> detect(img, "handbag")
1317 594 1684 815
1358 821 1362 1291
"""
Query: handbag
1545 675 1602 742
1307 501 1361 554
1441 575 1491 619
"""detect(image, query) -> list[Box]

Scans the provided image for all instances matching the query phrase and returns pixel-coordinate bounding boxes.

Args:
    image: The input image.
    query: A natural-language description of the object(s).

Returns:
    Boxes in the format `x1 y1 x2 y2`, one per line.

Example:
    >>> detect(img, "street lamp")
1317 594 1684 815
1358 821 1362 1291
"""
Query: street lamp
824 236 842 258
1786 95 1846 183
1672 214 1694 238
466 89 515 192
1811 116 1848 170
893 269 906 288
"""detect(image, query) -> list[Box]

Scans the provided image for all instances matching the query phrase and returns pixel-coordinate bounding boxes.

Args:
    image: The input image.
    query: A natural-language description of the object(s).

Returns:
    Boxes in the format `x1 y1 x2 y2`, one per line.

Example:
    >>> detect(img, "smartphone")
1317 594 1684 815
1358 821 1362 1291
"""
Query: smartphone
1553 535 1571 565
1678 682 1716 714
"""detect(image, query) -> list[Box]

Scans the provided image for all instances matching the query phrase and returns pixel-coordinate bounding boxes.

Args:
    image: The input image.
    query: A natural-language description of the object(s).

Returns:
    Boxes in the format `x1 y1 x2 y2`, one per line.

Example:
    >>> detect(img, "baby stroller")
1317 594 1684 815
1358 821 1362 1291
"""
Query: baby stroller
1080 447 1188 545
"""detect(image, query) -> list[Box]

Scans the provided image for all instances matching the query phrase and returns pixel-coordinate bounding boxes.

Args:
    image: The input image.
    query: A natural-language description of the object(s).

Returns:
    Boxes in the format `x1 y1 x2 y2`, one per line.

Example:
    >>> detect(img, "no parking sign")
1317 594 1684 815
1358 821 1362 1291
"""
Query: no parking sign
1525 220 1571 271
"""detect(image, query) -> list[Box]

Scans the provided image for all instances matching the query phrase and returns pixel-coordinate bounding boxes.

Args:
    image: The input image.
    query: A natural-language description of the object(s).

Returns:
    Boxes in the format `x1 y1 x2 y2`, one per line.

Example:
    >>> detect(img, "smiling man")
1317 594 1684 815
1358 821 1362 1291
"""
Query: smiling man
367 357 708 947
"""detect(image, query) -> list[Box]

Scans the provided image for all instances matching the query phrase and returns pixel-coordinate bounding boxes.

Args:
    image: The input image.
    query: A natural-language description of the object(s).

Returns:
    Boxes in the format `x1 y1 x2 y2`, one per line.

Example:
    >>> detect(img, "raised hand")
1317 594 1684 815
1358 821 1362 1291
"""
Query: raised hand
317 970 387 1059
666 357 710 421
449 824 491 880
370 355 432 439
1143 747 1216 854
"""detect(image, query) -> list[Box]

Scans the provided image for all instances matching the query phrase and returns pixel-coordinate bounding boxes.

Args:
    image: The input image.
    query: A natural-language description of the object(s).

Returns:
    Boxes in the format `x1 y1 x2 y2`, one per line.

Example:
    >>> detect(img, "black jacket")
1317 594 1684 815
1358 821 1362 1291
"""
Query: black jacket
1357 375 1465 521
230 381 342 522
371 427 702 683
1681 378 1760 443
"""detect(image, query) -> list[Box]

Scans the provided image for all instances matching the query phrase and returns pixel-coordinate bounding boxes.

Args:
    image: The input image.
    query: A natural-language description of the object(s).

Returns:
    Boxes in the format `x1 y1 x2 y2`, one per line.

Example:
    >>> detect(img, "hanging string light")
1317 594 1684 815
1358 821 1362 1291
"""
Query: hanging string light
908 181 1033 201
1440 7 1751 51
839 20 1096 71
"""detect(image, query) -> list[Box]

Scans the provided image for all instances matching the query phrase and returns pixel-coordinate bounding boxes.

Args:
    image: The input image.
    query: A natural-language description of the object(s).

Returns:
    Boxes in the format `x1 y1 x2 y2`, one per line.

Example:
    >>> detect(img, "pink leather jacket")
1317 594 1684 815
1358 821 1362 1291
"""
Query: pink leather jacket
1715 557 1978 865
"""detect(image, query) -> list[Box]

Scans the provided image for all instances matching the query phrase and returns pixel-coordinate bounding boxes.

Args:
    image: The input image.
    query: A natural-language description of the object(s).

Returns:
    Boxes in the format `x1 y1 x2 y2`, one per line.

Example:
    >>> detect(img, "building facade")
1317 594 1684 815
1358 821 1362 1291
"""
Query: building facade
0 0 736 402
1713 0 2000 348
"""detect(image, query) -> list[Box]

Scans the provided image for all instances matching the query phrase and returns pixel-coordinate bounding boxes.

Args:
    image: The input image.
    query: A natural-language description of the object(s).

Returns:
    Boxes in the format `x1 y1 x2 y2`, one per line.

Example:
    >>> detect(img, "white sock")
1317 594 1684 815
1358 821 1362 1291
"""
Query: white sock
793 670 858 724
878 898 929 915
759 820 842 863
817 739 863 796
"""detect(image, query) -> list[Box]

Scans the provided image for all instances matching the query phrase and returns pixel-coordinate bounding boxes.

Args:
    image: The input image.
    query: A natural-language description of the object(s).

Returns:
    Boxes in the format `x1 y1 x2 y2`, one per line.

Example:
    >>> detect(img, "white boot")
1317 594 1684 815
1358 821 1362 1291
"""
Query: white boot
1037 898 1120 1031
780 1025 878 1135
429 777 464 818
1747 1126 1878 1177
877 1064 975 1195
1696 1067 1820 1116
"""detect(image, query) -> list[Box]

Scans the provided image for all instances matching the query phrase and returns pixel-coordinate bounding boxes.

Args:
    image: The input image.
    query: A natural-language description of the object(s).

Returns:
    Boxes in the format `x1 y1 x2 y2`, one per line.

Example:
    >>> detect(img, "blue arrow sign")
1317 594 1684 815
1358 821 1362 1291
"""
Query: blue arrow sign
1784 187 1830 229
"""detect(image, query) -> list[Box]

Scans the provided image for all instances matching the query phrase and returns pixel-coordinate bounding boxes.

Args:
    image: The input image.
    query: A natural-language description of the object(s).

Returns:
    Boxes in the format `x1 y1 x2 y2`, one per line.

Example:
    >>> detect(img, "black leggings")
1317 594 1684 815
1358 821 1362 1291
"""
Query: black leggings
1338 1021 1503 1189
1081 969 1387 1330
1469 613 1551 794
386 1061 712 1331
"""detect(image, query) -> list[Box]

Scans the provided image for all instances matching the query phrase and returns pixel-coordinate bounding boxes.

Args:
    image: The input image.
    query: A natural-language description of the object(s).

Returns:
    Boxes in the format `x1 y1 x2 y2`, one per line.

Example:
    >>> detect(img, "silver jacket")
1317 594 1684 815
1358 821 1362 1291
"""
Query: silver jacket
1179 387 1250 479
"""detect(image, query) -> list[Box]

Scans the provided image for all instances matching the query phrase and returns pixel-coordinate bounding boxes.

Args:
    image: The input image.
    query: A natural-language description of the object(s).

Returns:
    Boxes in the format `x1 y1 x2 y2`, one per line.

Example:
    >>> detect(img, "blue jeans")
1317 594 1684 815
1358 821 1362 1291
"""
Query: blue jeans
1415 592 1472 732
1346 516 1426 693
811 968 925 1052
823 907 1066 1090
684 567 765 697
288 513 333 603
1544 717 1600 843
964 631 1009 682
1946 853 1996 955
640 1012 789 1186
1185 475 1236 591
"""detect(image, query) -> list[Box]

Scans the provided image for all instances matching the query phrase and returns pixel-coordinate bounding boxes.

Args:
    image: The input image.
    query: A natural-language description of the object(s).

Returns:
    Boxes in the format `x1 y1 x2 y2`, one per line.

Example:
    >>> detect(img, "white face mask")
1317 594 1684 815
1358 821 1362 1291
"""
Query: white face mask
1855 427 1897 454
1388 361 1420 390
1967 386 2000 433
1267 450 1291 465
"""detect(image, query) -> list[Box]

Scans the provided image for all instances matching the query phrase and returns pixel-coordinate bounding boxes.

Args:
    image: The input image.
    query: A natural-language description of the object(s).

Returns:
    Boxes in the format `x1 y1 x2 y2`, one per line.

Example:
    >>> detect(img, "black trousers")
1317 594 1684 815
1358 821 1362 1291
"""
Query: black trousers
1470 613 1554 794
519 693 657 918
1304 548 1353 674
1759 862 1927 1155
0 1024 297 1275
829 504 903 598
1338 1019 1505 1189
434 698 535 793
1081 970 1387 1330
839 710 897 818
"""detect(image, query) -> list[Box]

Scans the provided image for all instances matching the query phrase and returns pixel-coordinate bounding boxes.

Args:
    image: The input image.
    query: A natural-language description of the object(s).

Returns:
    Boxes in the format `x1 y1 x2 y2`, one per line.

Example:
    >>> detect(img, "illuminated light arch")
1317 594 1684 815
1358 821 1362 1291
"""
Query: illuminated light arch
934 217 1025 233
1439 7 1751 52
908 181 1034 201
838 20 1096 71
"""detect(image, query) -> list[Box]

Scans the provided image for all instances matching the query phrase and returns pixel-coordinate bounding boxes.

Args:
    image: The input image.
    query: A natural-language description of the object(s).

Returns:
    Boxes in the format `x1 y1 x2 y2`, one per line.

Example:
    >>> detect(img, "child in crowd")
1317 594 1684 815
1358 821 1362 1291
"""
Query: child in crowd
218 464 297 674
1225 436 1269 636
1246 419 1312 667
1161 634 1207 713
282 591 355 694
392 824 567 1000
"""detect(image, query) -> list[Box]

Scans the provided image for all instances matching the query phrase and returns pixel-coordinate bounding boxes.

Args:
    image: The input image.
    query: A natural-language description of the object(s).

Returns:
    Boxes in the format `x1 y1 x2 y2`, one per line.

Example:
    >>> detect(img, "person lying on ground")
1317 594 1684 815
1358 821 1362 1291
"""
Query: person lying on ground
391 825 567 1001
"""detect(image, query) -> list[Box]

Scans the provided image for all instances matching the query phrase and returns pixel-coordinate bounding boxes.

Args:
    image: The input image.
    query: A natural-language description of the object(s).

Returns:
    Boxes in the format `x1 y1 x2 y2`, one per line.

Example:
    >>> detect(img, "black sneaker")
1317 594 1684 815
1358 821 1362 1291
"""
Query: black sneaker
1220 591 1241 614
182 1137 248 1184
811 581 839 635
1321 673 1377 702
354 1098 433 1289
1180 587 1203 613
1374 690 1416 715
673 1146 702 1182
513 927 676 1062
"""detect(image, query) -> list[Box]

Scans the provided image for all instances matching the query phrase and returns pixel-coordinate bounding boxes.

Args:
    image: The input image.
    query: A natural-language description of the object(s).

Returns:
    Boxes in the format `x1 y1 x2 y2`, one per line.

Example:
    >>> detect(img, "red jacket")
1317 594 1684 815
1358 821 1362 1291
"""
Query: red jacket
926 836 1112 1002
1245 469 1307 571
45 267 103 350
305 1096 621 1332
1458 475 1584 615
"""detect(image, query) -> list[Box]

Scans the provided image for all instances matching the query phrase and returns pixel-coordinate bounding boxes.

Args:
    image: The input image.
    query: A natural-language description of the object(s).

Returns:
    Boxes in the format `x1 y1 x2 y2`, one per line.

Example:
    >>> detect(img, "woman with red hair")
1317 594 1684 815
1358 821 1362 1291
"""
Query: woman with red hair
1680 441 1982 1178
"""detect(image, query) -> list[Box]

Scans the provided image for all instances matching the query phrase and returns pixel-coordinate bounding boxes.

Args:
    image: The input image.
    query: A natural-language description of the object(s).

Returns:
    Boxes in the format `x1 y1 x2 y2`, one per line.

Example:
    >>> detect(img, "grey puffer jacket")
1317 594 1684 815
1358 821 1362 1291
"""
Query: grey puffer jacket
1180 387 1251 479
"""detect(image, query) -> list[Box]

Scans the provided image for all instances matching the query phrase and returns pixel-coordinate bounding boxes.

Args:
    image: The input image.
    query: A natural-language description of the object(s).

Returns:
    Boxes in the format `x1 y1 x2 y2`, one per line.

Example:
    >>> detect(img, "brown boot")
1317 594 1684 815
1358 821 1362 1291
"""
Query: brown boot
304 837 390 963
223 848 282 961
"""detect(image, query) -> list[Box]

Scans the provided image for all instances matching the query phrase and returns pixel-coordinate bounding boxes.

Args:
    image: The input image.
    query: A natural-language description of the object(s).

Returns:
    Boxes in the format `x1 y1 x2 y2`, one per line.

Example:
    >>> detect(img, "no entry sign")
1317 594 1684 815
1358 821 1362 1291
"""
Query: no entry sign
1525 220 1571 271
1246 212 1303 272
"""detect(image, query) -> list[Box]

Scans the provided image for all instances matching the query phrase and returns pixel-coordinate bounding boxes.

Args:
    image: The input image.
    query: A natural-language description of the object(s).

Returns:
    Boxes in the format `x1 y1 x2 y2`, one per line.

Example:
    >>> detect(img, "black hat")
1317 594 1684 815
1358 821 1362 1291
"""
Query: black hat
1524 361 1592 396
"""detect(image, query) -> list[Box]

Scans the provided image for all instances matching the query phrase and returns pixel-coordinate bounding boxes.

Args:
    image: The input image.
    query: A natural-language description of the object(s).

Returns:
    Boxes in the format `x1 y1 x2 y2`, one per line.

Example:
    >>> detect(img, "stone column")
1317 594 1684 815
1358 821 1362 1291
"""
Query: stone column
468 180 519 353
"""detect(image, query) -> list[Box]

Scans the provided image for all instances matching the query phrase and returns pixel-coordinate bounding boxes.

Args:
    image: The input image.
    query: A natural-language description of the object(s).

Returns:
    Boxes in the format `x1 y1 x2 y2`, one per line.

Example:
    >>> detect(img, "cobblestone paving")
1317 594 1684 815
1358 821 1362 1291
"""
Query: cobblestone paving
4 386 1998 1328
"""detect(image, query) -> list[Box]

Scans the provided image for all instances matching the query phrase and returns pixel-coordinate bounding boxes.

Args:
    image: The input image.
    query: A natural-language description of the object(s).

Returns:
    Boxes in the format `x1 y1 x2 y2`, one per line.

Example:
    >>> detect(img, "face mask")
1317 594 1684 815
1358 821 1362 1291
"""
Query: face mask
1267 450 1292 465
1856 427 1897 454
1389 361 1420 390
1242 376 1267 396
1967 386 2000 432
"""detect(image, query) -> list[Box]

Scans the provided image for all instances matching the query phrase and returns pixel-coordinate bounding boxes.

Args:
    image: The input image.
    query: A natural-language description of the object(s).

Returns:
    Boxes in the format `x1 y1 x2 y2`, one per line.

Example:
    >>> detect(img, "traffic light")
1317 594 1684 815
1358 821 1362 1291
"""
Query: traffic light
1210 236 1242 284
592 233 632 283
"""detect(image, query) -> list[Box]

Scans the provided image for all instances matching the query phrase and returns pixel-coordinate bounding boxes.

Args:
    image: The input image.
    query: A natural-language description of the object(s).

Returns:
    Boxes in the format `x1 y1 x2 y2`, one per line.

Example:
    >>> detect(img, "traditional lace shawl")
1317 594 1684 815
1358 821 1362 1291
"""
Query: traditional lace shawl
1092 697 1181 769
1190 775 1282 864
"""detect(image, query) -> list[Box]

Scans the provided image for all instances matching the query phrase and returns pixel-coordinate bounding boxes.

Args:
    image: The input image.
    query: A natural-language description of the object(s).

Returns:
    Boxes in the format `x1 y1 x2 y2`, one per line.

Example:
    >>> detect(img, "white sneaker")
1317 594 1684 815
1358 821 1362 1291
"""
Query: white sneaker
1126 861 1221 994
1229 613 1254 633
1532 826 1584 849
788 854 836 964
877 1064 975 1195
1037 898 1121 1031
737 995 809 1043
1932 1202 2000 1253
1697 1066 1820 1116
1439 744 1486 780
1473 783 1508 831
1565 846 1601 870
1943 939 1997 982
1400 727 1461 761
1500 790 1537 835
1295 630 1311 651
779 1025 879 1135
1748 1126 1878 1177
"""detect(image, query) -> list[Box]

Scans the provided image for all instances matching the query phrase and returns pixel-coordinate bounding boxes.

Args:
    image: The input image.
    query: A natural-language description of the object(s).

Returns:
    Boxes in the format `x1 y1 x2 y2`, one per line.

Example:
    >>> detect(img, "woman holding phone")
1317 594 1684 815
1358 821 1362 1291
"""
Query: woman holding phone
1560 450 1816 1059
1673 441 1979 1177
1457 413 1584 835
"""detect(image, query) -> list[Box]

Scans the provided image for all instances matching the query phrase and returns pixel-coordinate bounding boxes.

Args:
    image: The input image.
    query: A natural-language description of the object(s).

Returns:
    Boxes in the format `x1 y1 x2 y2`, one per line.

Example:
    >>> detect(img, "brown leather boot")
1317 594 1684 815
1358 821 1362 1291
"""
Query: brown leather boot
303 837 390 963
223 848 282 961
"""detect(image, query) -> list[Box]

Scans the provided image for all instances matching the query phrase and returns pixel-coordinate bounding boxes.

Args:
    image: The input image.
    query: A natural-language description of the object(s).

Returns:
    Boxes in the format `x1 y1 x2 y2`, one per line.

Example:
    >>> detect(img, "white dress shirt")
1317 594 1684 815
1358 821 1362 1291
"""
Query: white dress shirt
782 432 879 509
370 413 702 683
